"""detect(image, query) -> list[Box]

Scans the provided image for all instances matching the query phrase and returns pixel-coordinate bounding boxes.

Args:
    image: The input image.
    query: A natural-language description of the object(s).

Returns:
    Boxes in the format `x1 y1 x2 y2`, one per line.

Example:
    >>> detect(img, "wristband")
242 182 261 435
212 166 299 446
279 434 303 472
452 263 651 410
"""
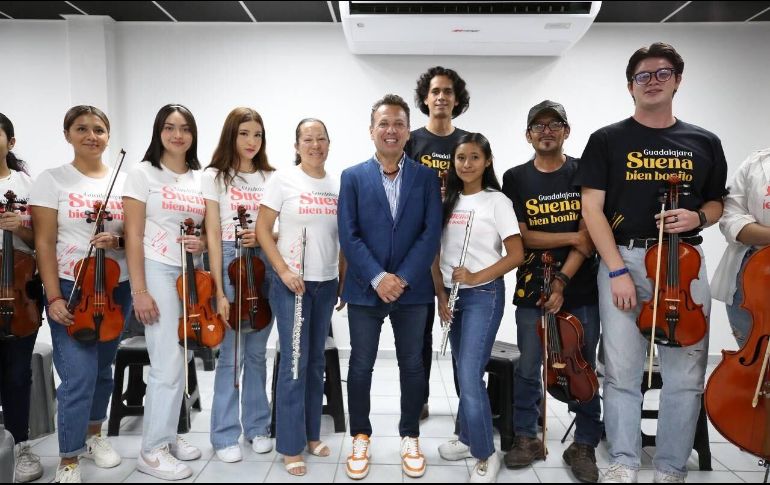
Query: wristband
608 267 629 279
47 296 65 306
553 271 571 287
697 210 707 229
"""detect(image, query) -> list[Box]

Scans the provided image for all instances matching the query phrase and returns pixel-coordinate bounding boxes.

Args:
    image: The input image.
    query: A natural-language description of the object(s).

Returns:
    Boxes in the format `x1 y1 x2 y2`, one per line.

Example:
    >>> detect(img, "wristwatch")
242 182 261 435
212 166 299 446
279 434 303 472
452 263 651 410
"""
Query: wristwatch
697 210 707 229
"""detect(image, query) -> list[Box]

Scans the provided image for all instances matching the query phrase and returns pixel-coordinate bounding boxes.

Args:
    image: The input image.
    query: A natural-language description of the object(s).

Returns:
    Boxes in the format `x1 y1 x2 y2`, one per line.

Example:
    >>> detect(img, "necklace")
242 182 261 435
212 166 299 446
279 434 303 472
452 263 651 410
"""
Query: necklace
383 166 400 176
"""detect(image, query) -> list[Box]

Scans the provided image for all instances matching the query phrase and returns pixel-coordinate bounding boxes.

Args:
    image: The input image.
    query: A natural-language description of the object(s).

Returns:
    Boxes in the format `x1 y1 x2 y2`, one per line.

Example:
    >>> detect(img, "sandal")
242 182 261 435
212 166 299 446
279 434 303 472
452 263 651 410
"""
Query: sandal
284 459 306 476
308 441 331 457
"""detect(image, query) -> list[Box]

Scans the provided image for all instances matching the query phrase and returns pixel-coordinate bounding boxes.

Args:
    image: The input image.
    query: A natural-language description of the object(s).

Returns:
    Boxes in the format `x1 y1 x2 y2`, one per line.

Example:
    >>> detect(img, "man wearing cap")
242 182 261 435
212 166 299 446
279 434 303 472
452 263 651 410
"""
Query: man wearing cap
501 100 602 482
576 43 727 483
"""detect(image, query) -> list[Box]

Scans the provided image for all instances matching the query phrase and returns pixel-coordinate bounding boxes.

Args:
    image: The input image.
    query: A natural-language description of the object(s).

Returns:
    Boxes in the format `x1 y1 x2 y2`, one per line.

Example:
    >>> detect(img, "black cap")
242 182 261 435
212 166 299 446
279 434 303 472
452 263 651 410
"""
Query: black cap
526 100 568 127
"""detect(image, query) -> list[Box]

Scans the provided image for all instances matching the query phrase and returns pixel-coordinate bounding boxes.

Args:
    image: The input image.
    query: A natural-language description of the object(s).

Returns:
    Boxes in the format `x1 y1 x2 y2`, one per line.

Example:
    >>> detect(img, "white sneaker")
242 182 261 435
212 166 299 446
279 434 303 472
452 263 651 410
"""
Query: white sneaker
470 452 501 483
251 435 273 454
83 434 122 468
14 443 43 482
400 436 426 478
55 463 82 483
216 445 243 463
601 463 638 483
170 434 202 461
137 444 193 481
439 439 473 461
654 470 686 483
346 434 371 480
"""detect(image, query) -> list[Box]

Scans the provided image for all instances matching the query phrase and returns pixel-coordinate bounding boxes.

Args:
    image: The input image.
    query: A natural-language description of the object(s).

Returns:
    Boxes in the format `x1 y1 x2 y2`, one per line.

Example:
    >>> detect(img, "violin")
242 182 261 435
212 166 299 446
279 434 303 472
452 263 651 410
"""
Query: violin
537 251 599 404
67 200 124 342
705 246 770 462
0 191 41 339
637 176 707 348
227 206 271 331
177 218 226 349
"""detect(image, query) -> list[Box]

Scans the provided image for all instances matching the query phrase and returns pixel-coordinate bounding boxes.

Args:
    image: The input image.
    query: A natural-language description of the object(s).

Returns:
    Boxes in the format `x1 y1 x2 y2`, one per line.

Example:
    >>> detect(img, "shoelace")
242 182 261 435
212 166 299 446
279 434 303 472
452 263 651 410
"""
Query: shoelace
605 463 629 481
403 438 420 457
17 446 40 467
351 438 369 459
176 435 193 450
158 444 180 463
656 472 684 483
476 459 488 476
90 435 111 451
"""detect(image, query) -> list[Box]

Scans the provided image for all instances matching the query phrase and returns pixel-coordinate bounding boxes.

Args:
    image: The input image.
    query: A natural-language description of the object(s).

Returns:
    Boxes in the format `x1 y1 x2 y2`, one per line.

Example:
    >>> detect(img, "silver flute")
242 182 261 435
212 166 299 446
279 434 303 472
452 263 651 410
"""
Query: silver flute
440 210 475 356
291 227 307 380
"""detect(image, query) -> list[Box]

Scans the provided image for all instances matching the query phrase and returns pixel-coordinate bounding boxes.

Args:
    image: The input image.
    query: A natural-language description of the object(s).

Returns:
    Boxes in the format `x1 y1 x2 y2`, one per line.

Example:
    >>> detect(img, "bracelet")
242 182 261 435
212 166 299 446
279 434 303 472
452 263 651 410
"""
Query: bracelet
131 288 148 296
553 271 571 287
608 267 629 279
47 296 65 306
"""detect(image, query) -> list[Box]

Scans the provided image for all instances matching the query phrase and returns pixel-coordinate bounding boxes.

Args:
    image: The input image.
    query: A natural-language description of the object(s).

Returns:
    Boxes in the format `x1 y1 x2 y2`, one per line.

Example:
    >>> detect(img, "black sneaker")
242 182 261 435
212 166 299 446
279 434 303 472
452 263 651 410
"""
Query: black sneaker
503 435 545 469
562 442 599 483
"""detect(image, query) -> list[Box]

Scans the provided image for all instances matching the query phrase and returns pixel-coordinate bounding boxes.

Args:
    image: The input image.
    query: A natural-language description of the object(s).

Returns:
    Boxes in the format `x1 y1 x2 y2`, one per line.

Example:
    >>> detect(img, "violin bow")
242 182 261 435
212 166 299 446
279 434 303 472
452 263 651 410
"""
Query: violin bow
180 222 190 399
540 254 550 457
647 201 666 388
234 217 242 390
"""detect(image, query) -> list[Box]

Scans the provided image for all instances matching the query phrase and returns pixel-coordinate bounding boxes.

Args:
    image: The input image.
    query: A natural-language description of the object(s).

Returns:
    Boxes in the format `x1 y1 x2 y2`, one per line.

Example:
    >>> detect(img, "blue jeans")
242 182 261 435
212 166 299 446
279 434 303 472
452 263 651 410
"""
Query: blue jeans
48 278 131 457
725 248 755 348
271 274 337 456
513 304 602 447
211 243 275 450
450 279 504 460
599 246 710 478
347 302 428 438
0 330 38 443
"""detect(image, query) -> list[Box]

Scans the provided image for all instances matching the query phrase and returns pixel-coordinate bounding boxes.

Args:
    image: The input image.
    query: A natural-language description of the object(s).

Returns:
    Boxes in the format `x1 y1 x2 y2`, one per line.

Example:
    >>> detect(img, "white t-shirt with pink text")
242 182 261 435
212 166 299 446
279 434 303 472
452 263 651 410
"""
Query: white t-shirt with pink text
201 168 273 241
29 164 128 281
122 162 206 267
0 170 34 254
261 165 339 282
440 190 520 289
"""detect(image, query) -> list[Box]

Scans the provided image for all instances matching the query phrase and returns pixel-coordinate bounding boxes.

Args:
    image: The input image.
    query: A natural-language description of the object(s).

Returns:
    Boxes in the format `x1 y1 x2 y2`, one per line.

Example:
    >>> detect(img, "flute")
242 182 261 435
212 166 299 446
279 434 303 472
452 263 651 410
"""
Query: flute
440 210 475 356
291 227 307 380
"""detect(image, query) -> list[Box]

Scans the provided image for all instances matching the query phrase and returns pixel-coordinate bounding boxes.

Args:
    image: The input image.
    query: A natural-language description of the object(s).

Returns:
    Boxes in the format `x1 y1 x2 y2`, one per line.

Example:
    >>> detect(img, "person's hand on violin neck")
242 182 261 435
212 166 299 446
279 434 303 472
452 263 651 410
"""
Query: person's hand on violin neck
655 209 700 234
539 278 565 314
238 228 260 248
177 234 206 254
91 231 120 249
0 210 22 232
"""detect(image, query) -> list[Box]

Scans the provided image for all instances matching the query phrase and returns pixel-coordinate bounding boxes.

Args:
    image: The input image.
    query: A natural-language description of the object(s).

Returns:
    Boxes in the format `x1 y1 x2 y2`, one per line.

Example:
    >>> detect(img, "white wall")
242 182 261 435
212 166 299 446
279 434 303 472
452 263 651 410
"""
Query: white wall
4 18 769 357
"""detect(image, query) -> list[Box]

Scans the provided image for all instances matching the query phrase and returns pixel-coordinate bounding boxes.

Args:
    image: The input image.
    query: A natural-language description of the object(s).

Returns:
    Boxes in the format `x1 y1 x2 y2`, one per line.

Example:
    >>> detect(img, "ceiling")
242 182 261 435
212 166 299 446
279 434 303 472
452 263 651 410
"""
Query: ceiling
0 1 768 23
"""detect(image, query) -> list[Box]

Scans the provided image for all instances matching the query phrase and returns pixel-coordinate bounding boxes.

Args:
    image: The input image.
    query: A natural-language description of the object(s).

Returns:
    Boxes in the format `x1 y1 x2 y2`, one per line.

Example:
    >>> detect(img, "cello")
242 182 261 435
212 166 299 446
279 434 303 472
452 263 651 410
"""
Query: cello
537 251 599 405
637 176 707 348
0 190 41 339
66 200 123 342
177 218 226 350
228 205 271 332
705 246 770 465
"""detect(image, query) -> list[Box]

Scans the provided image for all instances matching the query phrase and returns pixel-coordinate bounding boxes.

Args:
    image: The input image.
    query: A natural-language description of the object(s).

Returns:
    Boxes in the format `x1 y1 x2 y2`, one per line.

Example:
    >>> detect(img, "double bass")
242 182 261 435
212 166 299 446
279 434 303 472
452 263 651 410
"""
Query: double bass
177 218 226 350
705 246 770 465
0 191 40 339
637 176 707 348
228 206 271 331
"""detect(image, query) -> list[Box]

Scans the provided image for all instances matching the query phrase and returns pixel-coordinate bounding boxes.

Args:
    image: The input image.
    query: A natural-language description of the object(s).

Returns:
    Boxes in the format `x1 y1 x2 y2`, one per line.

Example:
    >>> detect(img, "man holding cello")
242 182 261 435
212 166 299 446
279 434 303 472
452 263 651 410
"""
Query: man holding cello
577 43 728 483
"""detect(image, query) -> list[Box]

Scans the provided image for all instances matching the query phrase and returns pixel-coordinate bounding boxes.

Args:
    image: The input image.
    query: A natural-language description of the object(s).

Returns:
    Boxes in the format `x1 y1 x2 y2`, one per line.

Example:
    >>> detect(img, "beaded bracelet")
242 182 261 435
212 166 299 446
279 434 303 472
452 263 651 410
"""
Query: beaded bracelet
131 288 148 296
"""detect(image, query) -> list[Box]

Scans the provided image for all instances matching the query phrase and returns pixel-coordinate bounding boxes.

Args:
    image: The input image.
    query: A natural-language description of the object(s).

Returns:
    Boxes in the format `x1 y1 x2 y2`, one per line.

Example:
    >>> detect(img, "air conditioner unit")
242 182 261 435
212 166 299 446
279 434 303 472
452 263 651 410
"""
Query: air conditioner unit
339 1 602 56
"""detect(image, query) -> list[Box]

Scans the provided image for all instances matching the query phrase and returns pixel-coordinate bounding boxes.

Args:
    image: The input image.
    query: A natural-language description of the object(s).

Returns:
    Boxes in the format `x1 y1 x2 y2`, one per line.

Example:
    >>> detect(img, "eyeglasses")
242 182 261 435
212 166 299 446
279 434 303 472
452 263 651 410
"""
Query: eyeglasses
632 67 676 86
529 121 566 133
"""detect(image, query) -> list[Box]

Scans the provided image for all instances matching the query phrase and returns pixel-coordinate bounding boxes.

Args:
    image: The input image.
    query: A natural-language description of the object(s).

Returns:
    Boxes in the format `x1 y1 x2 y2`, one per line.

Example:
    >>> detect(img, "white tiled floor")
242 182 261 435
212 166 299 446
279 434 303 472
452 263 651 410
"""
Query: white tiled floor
23 356 770 483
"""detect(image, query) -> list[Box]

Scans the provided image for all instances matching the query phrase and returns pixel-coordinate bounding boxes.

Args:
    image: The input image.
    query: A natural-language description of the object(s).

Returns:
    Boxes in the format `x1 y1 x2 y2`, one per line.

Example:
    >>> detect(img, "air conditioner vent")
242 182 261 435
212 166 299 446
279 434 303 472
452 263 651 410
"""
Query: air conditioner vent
348 2 593 15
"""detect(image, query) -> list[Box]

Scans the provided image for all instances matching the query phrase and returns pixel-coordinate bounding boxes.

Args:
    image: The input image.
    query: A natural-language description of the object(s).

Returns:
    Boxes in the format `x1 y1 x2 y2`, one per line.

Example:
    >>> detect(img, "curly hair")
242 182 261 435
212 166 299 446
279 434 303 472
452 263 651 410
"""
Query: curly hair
414 66 470 119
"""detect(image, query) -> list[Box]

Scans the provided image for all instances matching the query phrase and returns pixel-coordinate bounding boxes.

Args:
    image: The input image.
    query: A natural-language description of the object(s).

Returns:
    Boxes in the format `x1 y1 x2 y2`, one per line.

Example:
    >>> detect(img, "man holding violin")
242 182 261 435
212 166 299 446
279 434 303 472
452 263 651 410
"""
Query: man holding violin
501 100 601 483
577 43 728 483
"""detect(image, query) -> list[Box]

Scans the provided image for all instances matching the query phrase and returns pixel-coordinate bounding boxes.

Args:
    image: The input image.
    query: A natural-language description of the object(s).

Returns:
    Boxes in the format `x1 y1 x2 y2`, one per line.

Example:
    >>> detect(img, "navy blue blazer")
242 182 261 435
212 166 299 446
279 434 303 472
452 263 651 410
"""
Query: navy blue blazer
338 156 442 306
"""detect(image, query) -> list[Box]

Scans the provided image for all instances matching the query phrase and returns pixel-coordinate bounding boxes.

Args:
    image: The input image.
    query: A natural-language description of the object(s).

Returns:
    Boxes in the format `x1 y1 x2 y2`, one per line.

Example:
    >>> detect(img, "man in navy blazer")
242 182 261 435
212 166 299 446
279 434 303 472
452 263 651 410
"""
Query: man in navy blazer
338 94 441 480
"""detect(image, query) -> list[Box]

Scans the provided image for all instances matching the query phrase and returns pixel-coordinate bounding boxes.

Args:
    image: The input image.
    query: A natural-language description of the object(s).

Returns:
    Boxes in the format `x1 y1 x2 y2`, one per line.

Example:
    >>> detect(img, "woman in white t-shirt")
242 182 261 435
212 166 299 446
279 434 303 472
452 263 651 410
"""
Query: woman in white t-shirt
123 104 209 481
256 118 342 476
202 107 277 462
433 133 523 483
0 112 44 483
30 106 130 483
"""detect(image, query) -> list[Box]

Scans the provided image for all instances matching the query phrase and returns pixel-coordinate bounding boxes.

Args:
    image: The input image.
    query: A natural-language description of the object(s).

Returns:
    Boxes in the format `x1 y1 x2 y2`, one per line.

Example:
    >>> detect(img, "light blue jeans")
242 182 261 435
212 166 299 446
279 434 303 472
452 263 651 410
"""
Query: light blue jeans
725 248 755 348
210 243 275 450
141 258 192 453
450 279 505 460
48 278 131 457
599 246 710 479
271 274 337 456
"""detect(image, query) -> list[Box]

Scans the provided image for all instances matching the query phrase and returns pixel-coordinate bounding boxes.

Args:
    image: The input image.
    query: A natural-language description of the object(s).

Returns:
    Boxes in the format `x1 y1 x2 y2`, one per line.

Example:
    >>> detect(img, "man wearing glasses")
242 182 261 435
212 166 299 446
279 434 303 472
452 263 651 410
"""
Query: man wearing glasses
501 101 601 482
577 43 728 483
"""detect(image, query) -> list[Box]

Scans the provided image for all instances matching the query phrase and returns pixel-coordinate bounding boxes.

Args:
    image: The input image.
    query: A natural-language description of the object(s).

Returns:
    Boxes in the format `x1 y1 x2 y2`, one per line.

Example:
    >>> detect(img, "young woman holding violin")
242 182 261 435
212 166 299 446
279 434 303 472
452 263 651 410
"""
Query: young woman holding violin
0 113 43 483
577 43 728 483
432 133 523 483
256 118 342 477
202 107 276 462
30 105 129 483
123 104 209 481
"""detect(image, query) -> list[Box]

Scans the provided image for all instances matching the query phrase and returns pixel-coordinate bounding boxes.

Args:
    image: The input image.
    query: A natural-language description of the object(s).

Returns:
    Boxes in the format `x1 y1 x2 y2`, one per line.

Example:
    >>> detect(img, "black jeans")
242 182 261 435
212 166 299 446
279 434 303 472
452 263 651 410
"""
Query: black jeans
0 331 38 443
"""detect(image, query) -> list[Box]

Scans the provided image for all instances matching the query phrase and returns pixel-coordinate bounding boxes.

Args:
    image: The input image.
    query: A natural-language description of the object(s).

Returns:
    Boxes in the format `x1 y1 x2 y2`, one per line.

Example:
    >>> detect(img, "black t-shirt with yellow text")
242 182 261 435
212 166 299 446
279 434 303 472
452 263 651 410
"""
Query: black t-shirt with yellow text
575 117 728 241
502 157 599 308
404 127 470 180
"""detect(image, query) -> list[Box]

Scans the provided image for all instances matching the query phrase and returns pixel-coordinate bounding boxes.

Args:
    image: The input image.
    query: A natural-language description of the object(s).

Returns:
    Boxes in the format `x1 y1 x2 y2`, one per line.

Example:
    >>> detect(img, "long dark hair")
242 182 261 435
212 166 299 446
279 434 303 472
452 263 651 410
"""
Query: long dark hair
442 133 501 228
142 104 201 170
0 113 28 174
209 107 275 187
294 118 330 165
